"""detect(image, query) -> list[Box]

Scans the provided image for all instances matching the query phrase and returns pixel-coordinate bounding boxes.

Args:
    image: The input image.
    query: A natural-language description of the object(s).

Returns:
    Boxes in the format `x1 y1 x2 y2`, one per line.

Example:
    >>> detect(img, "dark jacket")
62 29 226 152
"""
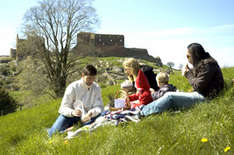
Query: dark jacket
185 57 224 98
152 84 177 100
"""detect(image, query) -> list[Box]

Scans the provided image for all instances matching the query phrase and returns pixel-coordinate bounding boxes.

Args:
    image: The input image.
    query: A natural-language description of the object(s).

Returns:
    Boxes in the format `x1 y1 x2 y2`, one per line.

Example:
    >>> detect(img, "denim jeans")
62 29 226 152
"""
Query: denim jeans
47 114 80 137
48 114 100 137
141 91 205 116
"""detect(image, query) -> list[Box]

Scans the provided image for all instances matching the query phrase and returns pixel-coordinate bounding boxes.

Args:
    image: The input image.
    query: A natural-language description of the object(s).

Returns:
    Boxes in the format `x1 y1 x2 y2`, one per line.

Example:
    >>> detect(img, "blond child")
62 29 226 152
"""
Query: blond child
151 72 177 100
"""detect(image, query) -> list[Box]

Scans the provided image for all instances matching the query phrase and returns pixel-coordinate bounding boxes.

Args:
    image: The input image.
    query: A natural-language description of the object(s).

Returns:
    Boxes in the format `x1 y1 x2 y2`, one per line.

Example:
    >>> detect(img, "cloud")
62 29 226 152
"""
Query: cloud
120 24 234 68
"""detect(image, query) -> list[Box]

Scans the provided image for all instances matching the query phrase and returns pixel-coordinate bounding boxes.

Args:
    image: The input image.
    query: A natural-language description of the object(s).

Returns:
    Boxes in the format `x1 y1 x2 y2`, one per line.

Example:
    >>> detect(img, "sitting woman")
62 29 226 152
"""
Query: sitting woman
140 43 224 116
123 58 153 109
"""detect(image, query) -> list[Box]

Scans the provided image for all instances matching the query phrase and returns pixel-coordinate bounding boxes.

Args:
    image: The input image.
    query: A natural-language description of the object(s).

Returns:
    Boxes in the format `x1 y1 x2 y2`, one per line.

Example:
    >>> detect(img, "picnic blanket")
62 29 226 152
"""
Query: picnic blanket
66 108 141 139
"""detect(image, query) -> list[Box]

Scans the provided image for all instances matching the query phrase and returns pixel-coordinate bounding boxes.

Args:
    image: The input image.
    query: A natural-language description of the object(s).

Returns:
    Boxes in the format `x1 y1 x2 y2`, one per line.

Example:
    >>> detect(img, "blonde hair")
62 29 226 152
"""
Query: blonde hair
123 58 140 76
156 72 169 84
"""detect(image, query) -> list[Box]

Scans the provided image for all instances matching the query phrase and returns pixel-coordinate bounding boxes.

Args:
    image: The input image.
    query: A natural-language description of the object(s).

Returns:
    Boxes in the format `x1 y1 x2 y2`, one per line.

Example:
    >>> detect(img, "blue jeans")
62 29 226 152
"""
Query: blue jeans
48 115 80 137
48 114 100 137
141 91 205 116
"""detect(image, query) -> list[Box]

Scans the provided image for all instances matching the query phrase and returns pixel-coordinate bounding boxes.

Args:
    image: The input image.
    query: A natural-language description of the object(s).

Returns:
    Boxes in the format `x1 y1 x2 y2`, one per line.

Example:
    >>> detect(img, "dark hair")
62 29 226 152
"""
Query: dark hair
187 43 211 66
82 65 97 76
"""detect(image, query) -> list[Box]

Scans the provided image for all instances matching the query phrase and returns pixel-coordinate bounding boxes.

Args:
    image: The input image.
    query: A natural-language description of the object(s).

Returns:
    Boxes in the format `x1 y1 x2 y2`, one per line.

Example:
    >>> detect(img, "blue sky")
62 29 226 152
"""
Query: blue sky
1 0 234 68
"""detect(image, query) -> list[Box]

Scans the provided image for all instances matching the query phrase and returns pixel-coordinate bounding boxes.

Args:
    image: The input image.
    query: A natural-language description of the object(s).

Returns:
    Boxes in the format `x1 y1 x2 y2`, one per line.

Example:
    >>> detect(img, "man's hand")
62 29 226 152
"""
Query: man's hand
81 112 92 123
72 109 82 117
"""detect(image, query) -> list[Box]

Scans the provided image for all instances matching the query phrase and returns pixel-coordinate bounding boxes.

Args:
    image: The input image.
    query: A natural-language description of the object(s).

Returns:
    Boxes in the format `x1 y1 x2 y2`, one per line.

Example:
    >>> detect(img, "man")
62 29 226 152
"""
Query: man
48 65 104 137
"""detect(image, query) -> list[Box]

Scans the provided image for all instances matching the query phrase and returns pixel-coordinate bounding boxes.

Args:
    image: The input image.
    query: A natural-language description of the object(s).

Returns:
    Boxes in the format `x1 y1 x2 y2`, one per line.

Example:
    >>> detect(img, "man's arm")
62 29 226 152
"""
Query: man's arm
88 86 104 117
58 84 77 117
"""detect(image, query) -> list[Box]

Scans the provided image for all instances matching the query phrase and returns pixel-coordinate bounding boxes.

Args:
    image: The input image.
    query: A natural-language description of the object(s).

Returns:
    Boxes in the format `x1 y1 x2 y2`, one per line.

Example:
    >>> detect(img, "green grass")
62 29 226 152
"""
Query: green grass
0 57 13 61
9 90 53 109
0 67 233 154
77 56 166 69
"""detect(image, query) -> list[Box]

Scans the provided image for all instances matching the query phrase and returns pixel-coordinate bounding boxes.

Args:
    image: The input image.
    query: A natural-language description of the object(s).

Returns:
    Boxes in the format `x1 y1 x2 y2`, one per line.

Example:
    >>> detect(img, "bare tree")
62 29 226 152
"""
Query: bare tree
23 0 98 97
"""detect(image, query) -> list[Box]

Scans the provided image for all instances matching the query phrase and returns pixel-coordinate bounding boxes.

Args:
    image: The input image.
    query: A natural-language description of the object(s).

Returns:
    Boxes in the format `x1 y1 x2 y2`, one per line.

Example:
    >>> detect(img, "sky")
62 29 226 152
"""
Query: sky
0 0 234 68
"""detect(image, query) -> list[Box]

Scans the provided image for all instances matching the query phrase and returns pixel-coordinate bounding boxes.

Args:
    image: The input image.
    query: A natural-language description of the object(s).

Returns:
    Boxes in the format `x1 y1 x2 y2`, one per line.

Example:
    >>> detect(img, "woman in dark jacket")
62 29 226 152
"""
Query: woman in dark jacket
141 43 224 116
184 43 224 98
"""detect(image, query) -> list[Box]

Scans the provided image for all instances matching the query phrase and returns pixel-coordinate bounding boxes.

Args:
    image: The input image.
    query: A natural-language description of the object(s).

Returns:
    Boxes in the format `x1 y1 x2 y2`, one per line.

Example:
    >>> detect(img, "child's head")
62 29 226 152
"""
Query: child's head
156 72 169 87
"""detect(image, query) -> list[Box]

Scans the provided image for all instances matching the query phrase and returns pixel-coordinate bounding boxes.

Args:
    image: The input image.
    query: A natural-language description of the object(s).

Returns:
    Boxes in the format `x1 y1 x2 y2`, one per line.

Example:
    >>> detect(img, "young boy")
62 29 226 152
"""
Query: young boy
151 72 177 100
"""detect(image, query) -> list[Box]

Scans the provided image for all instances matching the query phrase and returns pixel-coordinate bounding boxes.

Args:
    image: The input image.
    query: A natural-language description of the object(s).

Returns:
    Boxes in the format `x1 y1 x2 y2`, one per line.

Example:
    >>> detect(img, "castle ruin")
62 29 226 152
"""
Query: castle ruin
9 34 45 61
8 32 156 62
72 32 156 62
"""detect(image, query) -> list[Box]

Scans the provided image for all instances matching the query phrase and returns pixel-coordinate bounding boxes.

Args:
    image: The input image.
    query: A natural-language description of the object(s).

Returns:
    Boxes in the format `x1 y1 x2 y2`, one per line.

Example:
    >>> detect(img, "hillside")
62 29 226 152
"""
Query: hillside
0 58 233 154
1 56 166 109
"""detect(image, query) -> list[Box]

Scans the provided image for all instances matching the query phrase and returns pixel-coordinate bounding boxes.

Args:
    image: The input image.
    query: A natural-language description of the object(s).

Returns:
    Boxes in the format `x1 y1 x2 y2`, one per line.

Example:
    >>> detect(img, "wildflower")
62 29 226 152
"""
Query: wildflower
224 146 231 152
201 138 208 143
64 140 69 144
48 139 53 144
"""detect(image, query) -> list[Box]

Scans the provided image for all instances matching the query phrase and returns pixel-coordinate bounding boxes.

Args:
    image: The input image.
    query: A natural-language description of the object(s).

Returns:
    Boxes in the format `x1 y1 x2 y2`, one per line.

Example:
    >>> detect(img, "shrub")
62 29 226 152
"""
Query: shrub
0 87 18 115
16 57 50 96
0 64 11 76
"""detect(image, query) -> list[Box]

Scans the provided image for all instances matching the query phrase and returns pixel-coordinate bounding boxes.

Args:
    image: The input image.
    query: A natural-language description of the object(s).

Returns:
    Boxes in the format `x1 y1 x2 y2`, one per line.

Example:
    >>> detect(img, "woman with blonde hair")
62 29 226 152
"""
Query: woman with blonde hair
123 58 153 108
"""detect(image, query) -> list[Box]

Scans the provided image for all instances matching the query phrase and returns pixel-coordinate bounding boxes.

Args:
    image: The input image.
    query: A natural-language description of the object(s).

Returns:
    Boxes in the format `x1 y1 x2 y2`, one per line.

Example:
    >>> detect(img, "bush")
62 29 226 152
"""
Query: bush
0 87 18 115
16 57 50 96
0 64 11 76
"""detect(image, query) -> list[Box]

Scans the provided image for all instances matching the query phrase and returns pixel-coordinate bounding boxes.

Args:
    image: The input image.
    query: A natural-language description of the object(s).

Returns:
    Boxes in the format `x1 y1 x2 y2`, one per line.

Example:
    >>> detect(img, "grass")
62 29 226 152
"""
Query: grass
0 66 233 154
77 56 164 69
0 57 13 61
9 90 53 109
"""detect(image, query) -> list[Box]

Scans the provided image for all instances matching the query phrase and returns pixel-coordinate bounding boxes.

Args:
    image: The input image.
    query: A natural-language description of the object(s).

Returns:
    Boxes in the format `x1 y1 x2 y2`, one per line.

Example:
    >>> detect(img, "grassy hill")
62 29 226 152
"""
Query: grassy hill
0 58 233 154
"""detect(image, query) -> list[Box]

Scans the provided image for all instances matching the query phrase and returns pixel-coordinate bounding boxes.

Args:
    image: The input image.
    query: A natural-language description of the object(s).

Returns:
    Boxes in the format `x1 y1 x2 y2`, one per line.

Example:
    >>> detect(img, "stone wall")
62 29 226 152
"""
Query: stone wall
77 32 124 48
73 32 157 62
10 48 16 59
15 35 45 61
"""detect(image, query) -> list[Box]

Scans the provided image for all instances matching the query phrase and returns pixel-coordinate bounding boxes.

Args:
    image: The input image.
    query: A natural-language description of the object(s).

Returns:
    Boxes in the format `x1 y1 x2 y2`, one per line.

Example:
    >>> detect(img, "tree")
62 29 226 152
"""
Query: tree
166 61 175 68
155 56 163 67
23 0 98 97
17 56 50 97
0 87 18 116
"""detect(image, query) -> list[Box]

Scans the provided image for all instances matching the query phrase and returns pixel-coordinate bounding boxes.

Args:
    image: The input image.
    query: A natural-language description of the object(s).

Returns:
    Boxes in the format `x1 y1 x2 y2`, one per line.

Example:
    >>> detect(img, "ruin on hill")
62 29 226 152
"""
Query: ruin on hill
9 32 157 62
72 32 157 62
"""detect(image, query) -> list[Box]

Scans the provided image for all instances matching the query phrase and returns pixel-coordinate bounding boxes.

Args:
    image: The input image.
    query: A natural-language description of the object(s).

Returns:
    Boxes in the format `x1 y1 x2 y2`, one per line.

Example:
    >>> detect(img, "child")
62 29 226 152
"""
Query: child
151 72 177 100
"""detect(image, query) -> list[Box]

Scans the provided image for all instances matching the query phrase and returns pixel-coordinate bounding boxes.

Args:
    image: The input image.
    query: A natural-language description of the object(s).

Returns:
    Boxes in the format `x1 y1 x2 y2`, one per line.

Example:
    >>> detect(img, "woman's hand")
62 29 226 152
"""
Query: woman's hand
125 96 131 108
182 64 190 76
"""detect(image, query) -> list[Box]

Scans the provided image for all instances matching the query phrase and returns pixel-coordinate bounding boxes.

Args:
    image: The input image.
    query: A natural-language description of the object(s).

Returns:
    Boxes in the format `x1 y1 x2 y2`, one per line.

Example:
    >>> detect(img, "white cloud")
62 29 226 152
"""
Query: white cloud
119 25 234 68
